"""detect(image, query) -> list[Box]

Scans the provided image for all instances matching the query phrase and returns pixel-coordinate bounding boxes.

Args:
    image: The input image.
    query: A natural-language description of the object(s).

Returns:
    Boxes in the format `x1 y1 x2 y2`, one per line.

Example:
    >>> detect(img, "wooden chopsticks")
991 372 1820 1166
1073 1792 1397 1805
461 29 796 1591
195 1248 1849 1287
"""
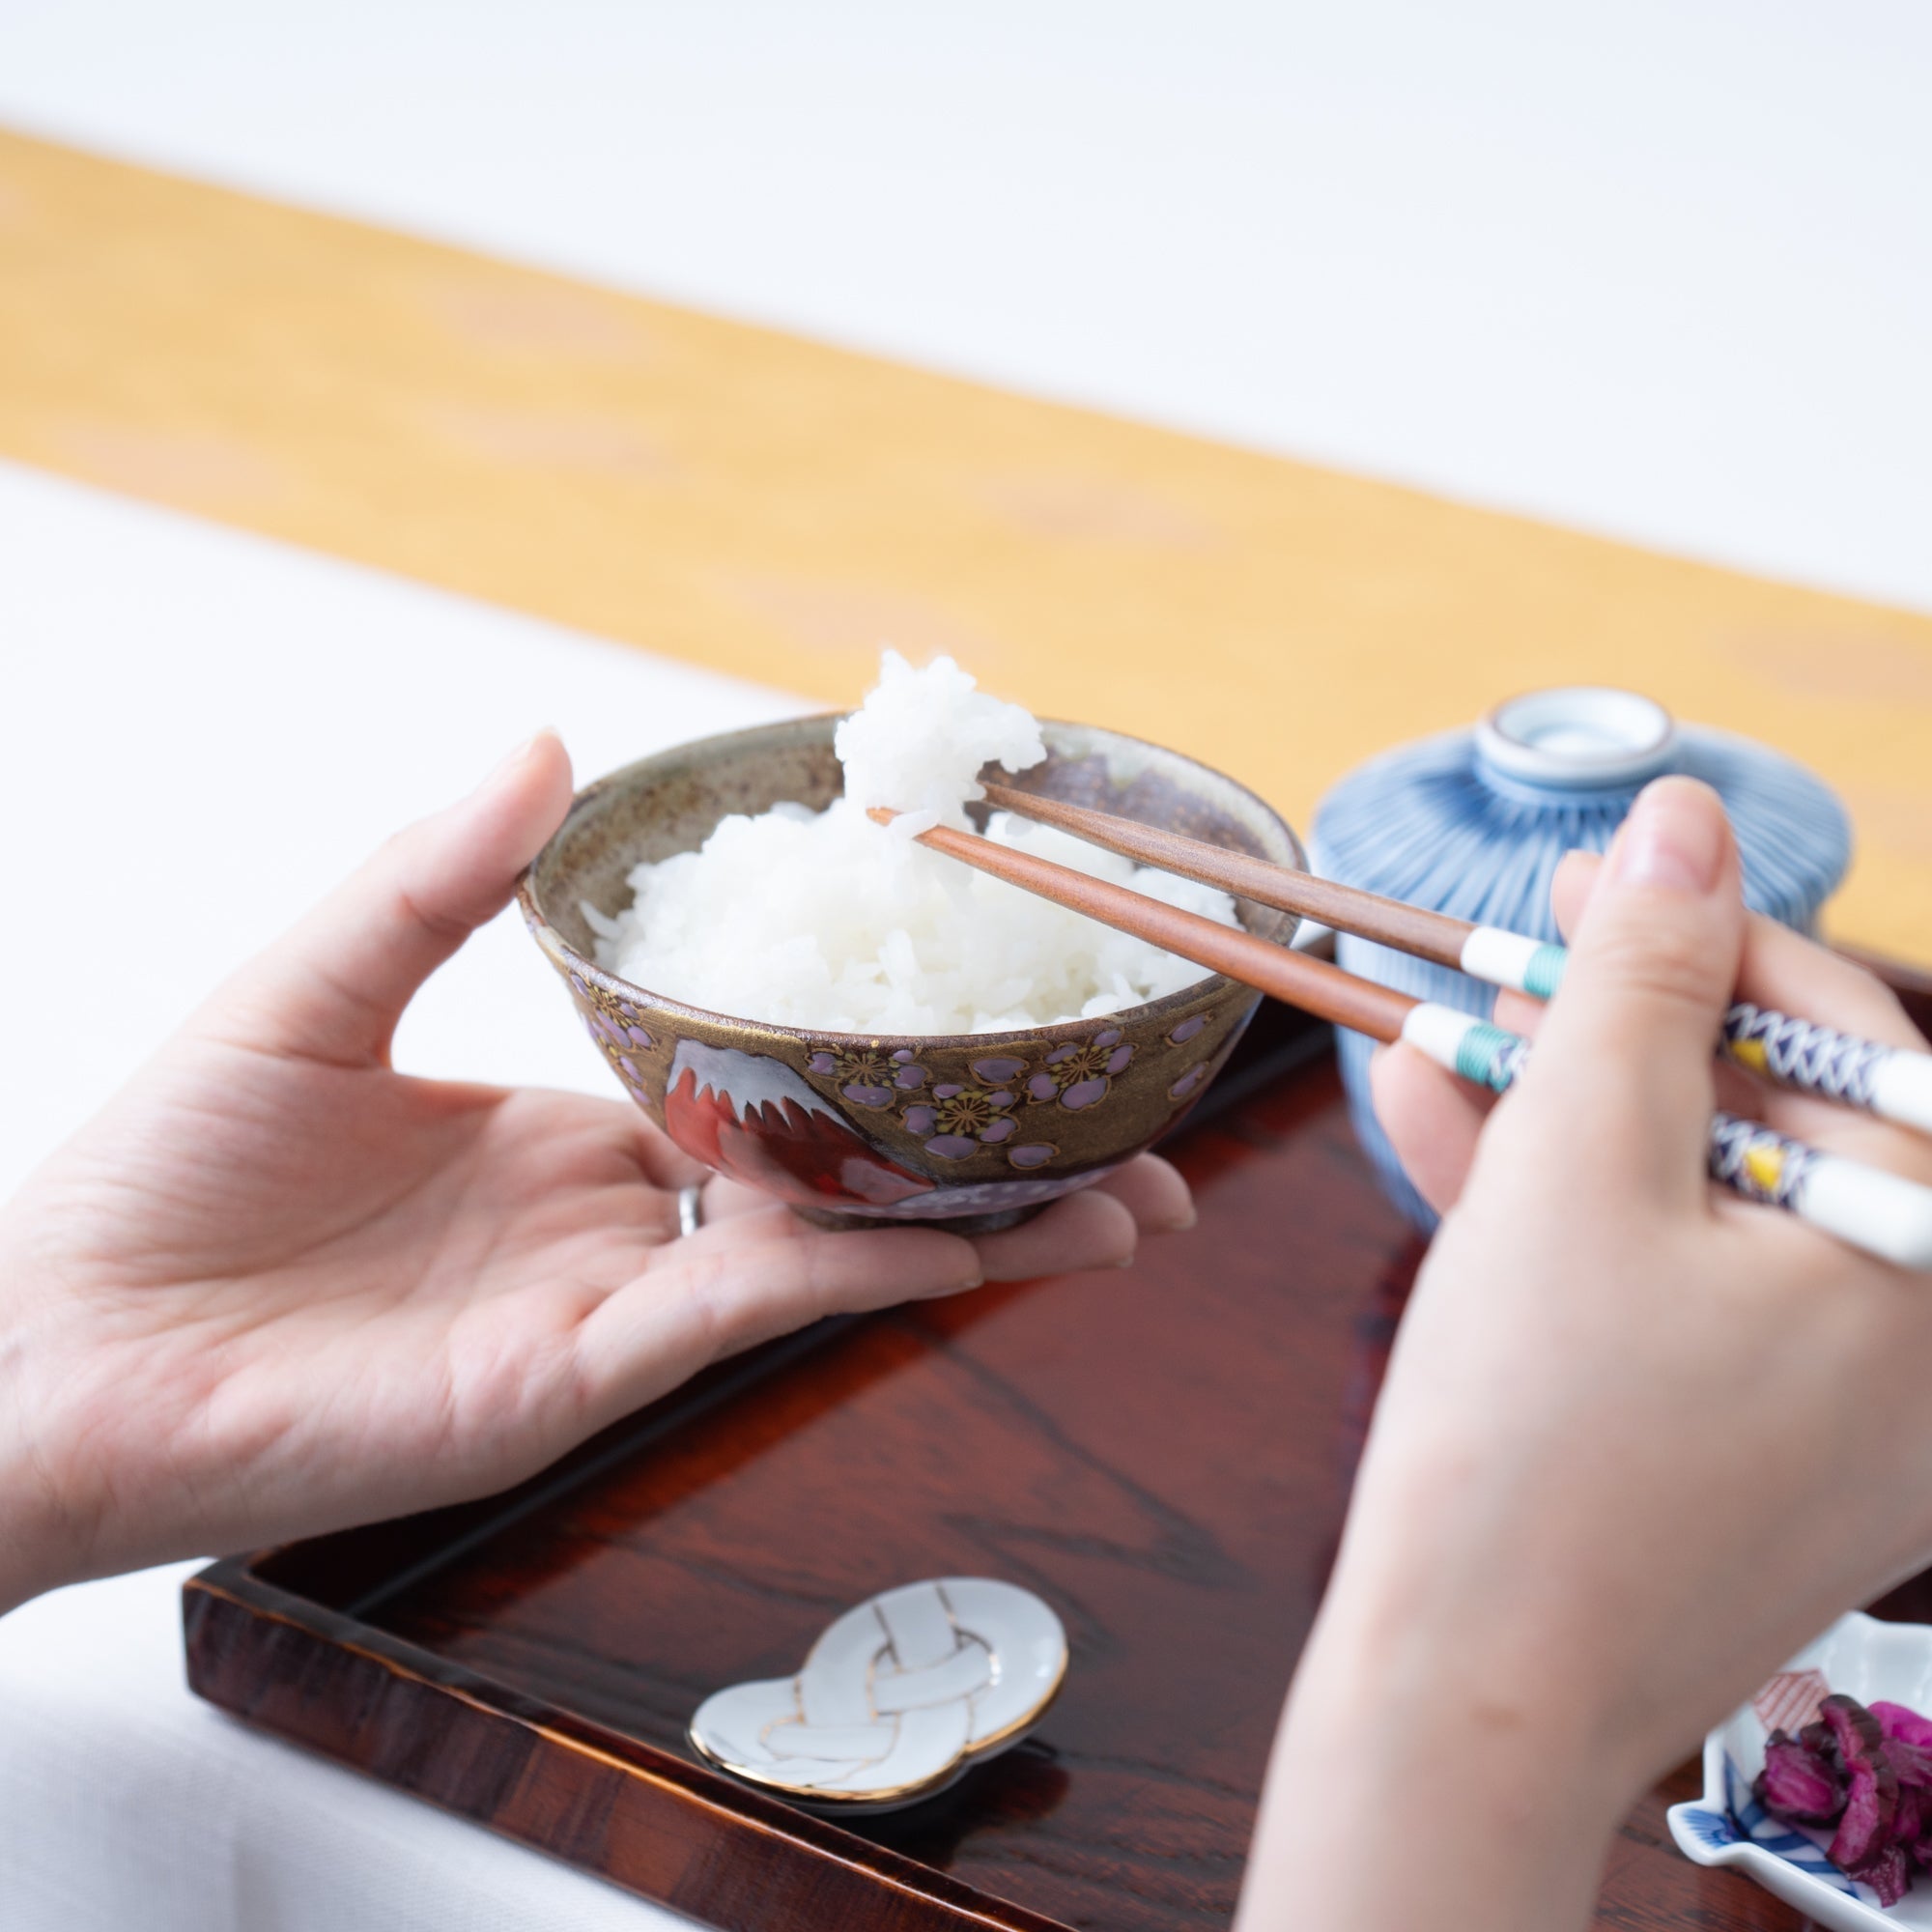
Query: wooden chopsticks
980 781 1492 976
980 781 1932 1141
867 802 1932 1271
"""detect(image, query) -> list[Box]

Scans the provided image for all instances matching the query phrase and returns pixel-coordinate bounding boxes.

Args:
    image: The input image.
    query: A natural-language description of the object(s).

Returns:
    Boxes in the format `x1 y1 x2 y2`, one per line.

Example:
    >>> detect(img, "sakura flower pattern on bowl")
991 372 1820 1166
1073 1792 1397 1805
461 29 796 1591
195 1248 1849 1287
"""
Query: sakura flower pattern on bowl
1669 1611 1932 1926
518 713 1301 1233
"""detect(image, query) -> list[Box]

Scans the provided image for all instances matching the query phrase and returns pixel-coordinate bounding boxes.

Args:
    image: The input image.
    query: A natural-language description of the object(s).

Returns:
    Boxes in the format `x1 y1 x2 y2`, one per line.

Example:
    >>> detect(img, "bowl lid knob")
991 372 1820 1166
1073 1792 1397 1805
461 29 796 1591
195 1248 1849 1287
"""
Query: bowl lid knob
1475 687 1677 791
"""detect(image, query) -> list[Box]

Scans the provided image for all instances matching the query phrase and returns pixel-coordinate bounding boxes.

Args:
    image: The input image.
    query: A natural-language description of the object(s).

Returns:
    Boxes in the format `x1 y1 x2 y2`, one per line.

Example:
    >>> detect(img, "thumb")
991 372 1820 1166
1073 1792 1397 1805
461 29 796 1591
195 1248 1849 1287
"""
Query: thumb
1521 777 1744 1204
204 731 575 1065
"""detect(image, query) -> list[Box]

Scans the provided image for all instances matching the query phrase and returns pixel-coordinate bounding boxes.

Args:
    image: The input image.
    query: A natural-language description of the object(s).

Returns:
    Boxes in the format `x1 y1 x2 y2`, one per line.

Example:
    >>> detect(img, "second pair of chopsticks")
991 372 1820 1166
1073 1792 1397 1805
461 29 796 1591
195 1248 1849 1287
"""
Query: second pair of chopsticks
867 801 1932 1271
980 781 1932 1140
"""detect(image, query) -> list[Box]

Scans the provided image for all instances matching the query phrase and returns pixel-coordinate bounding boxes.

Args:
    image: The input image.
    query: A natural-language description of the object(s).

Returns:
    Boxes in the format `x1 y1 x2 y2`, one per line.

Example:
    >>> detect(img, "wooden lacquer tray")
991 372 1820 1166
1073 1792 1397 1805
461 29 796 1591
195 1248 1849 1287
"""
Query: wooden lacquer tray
185 979 1932 1932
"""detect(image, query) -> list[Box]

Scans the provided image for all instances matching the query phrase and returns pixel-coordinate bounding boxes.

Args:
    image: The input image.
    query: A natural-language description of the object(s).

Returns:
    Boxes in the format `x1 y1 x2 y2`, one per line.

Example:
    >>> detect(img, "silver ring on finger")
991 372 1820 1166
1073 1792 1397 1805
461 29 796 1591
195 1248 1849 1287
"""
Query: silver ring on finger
676 1182 705 1239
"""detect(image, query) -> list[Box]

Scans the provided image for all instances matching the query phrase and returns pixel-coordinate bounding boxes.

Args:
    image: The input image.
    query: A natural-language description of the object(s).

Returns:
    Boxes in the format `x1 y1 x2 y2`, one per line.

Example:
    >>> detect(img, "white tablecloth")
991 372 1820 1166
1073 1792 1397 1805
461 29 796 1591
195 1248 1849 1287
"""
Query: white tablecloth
0 1564 701 1932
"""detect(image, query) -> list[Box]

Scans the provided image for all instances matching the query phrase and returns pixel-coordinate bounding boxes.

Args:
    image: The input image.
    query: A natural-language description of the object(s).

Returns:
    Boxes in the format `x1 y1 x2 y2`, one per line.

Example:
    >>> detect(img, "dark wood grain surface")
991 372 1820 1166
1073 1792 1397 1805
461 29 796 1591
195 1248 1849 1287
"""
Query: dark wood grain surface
187 976 1932 1931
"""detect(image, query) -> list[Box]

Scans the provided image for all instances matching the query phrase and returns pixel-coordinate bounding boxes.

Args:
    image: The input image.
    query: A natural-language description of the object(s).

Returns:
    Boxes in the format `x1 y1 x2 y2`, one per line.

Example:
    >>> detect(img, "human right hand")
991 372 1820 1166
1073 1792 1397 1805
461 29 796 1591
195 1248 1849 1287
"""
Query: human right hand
1240 777 1932 1931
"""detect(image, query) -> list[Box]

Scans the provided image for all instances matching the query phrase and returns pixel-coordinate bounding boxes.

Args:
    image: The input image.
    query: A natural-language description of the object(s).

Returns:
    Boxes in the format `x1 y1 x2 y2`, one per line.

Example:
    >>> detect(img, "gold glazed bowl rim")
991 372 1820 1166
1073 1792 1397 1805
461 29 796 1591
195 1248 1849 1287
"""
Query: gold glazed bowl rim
516 712 1304 1054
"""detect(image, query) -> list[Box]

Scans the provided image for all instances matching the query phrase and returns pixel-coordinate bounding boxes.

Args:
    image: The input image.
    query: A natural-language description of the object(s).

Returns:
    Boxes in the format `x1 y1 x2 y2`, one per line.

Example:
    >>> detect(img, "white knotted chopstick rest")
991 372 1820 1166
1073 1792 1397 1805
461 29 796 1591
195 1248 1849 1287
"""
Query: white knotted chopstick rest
688 1577 1067 1812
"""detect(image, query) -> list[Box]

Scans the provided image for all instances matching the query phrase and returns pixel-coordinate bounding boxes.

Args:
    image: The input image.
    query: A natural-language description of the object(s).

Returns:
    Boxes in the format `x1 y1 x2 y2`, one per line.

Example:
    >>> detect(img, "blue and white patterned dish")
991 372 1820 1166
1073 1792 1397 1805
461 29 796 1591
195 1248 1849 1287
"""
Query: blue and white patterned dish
1668 1610 1932 1926
1310 688 1852 1228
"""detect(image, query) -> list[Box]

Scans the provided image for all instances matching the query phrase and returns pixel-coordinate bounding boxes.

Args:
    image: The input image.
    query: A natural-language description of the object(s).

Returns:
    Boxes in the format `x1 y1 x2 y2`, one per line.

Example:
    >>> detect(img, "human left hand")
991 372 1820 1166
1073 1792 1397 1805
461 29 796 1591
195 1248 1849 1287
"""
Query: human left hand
0 733 1192 1611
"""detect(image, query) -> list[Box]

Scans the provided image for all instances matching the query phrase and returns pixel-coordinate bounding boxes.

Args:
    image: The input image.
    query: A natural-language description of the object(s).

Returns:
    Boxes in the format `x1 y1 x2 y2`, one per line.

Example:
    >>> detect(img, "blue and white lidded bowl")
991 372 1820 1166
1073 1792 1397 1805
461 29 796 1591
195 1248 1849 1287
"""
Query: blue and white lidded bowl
1309 687 1852 1229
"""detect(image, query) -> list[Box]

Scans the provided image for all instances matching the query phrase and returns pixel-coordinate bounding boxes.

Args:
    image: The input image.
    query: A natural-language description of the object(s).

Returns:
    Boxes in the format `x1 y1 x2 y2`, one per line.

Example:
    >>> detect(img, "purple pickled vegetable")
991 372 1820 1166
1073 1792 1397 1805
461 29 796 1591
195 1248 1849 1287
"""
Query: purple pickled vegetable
1913 1809 1932 1872
1755 1730 1847 1824
1874 1699 1932 1752
1822 1694 1900 1873
1886 1736 1932 1793
1799 1716 1840 1764
1746 1687 1932 1903
1892 1781 1926 1854
1857 1842 1913 1908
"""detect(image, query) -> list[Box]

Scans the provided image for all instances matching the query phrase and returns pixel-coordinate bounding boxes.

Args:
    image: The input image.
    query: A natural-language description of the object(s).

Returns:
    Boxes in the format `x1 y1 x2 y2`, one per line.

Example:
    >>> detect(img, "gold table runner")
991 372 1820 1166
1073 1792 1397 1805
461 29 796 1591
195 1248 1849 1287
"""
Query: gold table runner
3 129 1927 958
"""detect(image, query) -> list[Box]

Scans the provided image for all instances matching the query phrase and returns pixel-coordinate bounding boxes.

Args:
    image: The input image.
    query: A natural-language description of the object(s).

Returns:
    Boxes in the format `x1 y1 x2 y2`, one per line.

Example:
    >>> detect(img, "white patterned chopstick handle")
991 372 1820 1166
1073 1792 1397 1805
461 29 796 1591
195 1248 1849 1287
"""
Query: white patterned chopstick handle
1455 929 1932 1138
1707 1114 1932 1269
1719 1004 1932 1136
1397 1002 1932 1270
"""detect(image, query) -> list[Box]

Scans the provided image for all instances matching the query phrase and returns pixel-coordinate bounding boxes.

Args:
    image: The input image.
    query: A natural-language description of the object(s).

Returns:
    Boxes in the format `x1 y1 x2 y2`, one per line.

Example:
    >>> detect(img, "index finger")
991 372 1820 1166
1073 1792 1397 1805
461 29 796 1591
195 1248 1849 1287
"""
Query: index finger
1552 850 1927 1056
1551 849 1932 1177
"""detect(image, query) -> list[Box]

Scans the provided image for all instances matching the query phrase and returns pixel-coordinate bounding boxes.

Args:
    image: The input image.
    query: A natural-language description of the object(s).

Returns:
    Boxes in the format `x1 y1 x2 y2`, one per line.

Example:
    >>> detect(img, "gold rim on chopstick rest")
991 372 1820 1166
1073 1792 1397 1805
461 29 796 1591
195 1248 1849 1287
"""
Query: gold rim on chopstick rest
880 807 1932 1271
979 781 1932 1138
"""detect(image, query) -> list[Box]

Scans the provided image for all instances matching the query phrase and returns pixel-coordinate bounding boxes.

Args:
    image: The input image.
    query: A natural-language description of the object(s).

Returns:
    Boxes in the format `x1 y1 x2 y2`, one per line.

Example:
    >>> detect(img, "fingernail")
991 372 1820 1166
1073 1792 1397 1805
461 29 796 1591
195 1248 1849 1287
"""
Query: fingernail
1114 1251 1137 1269
483 727 558 788
1160 1208 1198 1233
1606 778 1726 896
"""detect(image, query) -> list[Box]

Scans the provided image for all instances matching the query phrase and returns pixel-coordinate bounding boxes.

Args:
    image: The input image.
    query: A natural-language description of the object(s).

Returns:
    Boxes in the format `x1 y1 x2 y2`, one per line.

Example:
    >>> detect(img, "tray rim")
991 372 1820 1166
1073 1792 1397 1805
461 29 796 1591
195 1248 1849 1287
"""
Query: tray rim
185 1559 1072 1932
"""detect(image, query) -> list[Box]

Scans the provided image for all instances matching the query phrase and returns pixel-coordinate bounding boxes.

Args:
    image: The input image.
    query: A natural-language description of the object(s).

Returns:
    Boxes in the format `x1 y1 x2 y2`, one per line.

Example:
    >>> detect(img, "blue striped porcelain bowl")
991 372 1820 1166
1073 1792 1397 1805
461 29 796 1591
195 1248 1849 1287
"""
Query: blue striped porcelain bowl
1310 688 1851 1228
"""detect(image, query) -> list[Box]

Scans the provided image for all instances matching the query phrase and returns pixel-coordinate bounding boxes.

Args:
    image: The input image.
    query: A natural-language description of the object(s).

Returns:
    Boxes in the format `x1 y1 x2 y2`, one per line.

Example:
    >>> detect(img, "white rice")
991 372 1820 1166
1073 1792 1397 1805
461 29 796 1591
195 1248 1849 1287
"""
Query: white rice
587 650 1237 1035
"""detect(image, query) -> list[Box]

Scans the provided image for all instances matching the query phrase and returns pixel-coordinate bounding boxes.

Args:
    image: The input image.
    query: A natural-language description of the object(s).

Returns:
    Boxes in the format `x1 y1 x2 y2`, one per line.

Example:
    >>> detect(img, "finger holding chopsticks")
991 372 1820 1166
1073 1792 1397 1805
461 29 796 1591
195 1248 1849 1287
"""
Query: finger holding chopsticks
980 779 1932 1137
873 801 1932 1272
